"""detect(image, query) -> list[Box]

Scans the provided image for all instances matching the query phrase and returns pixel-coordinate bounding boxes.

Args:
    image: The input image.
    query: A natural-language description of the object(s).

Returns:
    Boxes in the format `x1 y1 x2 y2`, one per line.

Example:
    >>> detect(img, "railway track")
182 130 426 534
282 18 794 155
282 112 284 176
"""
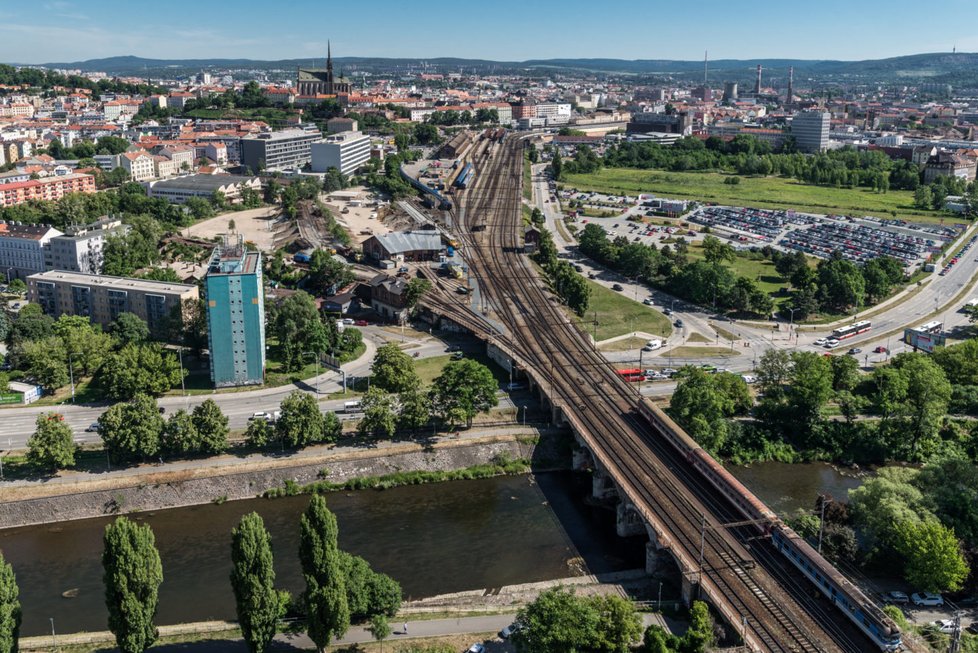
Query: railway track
445 138 878 652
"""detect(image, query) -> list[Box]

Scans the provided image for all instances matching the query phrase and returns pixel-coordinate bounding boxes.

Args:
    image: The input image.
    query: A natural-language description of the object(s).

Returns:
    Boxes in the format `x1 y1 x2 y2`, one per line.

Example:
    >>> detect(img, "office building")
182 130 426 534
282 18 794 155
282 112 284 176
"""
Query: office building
240 126 322 172
791 110 830 153
204 238 265 388
27 271 199 332
45 216 129 274
311 131 372 175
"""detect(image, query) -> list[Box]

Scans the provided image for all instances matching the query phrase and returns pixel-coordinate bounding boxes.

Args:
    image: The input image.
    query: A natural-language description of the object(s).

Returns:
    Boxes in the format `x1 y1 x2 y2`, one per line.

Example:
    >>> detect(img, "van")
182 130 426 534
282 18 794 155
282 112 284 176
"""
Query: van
645 339 662 350
343 401 362 413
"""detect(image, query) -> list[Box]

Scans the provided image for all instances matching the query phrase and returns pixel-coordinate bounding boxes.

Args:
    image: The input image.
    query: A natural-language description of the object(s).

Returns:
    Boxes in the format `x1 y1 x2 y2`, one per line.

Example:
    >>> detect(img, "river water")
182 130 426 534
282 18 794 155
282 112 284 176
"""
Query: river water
730 461 869 515
0 473 645 637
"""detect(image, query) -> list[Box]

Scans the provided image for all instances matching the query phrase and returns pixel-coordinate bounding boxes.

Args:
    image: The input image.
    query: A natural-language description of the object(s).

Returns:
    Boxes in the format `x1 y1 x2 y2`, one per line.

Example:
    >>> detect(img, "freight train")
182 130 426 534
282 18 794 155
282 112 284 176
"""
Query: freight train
636 397 901 651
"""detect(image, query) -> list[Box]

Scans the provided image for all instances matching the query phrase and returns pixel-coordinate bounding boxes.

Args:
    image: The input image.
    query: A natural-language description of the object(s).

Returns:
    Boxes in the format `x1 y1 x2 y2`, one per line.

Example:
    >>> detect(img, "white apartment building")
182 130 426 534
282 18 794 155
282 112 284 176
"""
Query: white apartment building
45 217 129 275
310 131 372 175
240 126 322 172
534 103 572 126
120 151 155 181
204 142 228 164
0 222 63 280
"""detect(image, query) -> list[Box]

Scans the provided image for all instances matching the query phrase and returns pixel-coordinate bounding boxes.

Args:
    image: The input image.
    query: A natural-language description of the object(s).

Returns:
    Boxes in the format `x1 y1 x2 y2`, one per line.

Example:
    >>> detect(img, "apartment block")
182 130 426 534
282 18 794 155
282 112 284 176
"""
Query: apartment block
310 131 371 175
0 173 96 208
240 126 322 172
28 271 199 332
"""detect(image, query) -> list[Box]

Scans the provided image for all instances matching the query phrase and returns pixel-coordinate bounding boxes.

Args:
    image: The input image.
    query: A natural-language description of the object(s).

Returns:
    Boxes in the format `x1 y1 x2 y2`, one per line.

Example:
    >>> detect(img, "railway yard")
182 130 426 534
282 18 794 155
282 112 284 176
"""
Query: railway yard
418 137 909 651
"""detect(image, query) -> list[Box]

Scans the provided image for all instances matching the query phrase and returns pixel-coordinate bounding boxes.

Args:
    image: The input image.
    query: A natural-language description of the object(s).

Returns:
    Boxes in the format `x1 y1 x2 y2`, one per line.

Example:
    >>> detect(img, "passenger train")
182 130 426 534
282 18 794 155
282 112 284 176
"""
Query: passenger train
636 397 902 651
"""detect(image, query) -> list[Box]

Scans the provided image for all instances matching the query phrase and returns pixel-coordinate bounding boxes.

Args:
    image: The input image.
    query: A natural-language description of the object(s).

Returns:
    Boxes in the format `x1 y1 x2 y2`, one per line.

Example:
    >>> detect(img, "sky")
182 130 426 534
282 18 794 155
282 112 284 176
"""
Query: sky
2 0 978 64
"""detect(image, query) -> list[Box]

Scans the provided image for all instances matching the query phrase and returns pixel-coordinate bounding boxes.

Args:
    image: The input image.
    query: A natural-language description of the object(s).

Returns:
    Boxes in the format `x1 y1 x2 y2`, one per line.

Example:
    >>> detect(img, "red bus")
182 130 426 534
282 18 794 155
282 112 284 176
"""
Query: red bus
616 368 645 382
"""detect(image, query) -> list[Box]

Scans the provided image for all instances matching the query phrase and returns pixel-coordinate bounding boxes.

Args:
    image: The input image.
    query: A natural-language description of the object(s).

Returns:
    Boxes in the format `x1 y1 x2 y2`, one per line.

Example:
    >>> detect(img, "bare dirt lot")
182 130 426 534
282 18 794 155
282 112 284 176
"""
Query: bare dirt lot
322 187 396 246
182 206 280 250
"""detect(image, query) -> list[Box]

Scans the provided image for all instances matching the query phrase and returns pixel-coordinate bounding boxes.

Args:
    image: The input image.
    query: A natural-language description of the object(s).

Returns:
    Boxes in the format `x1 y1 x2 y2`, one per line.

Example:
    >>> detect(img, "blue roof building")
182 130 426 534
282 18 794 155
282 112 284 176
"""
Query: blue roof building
205 237 265 387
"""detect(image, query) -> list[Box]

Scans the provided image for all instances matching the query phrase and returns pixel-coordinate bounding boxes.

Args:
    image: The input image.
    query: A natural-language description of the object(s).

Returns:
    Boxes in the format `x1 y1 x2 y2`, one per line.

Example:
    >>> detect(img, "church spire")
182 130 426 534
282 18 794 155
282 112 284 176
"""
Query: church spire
327 40 333 74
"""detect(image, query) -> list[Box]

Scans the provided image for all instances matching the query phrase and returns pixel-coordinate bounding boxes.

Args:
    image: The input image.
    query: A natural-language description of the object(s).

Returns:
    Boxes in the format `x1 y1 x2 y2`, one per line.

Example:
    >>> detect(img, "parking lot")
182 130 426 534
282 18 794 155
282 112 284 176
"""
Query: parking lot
687 205 961 268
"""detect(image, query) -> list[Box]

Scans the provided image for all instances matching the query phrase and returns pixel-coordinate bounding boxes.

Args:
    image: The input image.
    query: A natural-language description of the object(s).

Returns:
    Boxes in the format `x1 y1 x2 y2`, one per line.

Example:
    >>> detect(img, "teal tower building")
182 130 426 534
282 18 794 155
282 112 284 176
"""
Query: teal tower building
205 237 266 387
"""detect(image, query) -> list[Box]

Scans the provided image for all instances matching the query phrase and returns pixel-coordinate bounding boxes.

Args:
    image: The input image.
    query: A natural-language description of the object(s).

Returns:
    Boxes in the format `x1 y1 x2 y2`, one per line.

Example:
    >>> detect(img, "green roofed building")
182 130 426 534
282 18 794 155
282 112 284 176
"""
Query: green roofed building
204 236 265 387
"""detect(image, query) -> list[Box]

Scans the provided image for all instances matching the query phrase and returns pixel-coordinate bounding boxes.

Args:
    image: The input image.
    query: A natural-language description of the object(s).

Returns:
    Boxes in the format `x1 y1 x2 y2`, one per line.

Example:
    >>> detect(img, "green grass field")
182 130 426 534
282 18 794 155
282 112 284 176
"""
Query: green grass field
582 279 673 341
413 354 452 384
564 168 951 224
685 241 791 296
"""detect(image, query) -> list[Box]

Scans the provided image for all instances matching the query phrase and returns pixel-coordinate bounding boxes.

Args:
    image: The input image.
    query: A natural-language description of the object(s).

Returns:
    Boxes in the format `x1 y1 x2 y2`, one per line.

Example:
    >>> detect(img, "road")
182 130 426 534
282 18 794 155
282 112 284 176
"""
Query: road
530 162 978 373
0 330 515 450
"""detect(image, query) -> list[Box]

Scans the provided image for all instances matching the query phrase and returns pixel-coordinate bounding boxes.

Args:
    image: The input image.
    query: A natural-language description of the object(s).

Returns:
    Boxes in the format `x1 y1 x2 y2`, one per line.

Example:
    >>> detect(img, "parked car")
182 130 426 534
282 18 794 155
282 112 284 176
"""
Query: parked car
450 352 464 360
911 592 944 607
354 320 369 327
880 590 909 605
611 283 624 291
466 644 485 653
342 318 355 325
499 623 521 639
587 272 597 279
663 308 672 316
741 375 757 384
85 423 100 433
932 619 955 634
643 298 654 305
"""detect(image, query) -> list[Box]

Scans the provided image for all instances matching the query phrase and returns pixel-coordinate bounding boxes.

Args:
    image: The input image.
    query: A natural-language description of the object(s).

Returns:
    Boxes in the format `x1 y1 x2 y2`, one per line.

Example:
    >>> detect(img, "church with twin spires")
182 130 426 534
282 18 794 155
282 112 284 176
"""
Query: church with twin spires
296 42 352 96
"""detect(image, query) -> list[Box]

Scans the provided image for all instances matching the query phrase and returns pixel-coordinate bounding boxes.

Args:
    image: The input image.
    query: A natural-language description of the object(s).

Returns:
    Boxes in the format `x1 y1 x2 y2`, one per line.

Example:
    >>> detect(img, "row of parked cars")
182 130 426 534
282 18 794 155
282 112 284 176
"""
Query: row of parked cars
782 220 932 265
939 233 978 276
689 206 815 241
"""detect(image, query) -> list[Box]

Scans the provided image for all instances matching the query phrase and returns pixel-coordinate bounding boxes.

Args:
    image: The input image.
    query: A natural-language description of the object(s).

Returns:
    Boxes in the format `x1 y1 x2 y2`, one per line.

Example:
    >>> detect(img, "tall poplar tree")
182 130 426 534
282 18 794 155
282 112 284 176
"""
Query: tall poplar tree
230 513 283 653
299 495 350 652
0 553 20 653
102 517 163 653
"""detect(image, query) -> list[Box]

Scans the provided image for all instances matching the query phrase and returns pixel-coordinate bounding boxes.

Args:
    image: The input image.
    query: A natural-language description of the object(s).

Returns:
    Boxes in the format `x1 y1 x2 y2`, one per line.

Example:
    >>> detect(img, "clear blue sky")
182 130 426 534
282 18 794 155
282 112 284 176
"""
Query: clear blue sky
3 0 977 64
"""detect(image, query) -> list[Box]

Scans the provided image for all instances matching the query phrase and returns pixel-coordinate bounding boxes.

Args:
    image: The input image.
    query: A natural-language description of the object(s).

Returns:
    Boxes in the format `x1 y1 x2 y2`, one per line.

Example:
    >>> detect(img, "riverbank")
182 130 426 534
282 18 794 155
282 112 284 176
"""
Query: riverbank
17 569 661 652
0 426 570 529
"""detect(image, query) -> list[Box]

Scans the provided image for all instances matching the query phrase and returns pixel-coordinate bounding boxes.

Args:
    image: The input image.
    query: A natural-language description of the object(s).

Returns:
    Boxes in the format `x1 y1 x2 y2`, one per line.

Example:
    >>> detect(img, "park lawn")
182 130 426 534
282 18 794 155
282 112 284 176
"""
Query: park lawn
583 279 673 341
598 336 649 352
563 168 948 224
413 354 452 384
685 242 791 296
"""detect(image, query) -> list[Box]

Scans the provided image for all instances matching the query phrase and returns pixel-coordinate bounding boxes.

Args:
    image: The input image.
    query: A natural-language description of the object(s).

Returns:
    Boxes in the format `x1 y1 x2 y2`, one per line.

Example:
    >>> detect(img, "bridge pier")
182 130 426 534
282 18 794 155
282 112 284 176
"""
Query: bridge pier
616 501 645 538
591 469 617 501
680 573 699 607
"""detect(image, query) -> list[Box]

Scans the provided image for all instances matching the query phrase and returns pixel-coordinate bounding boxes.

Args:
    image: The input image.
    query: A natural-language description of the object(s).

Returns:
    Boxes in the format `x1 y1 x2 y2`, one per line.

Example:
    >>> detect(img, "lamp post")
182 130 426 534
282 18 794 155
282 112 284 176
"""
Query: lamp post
787 307 798 341
67 353 75 403
178 346 188 409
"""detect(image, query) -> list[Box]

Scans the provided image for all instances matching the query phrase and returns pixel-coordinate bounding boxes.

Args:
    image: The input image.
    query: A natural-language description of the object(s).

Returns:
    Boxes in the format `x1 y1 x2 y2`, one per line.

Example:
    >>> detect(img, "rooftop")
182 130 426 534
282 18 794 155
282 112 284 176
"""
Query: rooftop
150 174 258 192
28 270 197 294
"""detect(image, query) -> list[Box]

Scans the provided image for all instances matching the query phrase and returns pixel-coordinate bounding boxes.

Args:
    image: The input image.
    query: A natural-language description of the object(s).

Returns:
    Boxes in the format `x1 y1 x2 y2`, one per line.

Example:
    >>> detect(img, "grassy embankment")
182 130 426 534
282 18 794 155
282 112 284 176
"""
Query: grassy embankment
564 168 949 224
577 279 672 342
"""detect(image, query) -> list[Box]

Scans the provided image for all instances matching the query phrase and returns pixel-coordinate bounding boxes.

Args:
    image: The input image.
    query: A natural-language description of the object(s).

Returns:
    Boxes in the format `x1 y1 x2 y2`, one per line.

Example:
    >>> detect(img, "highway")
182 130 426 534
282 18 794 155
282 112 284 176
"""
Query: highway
451 138 877 651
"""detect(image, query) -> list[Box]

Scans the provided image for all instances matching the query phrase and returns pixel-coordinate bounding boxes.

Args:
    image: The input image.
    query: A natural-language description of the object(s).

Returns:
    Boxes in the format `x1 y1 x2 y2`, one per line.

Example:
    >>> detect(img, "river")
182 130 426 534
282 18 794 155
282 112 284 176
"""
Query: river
730 461 870 515
0 473 644 637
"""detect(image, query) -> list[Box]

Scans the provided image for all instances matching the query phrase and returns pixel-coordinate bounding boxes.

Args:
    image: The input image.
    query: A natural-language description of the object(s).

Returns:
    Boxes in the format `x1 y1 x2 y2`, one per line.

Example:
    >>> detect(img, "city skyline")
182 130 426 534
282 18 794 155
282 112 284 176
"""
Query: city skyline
3 0 978 65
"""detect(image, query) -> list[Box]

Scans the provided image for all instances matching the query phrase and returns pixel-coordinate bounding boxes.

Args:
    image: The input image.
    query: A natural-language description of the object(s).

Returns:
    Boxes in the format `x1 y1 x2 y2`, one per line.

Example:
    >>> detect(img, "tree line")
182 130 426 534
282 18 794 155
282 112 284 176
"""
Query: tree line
357 342 500 437
0 496 401 653
668 341 978 594
532 227 591 316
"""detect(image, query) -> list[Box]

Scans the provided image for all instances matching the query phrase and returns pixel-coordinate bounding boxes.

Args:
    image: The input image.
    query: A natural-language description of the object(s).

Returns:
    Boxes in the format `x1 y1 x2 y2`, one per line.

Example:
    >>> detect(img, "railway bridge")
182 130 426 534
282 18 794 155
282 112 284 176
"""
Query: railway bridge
415 135 916 653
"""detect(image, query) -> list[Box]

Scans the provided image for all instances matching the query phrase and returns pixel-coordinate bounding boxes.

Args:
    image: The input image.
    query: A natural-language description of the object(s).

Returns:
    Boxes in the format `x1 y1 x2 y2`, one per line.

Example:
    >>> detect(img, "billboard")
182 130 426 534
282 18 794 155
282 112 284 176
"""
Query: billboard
903 328 947 353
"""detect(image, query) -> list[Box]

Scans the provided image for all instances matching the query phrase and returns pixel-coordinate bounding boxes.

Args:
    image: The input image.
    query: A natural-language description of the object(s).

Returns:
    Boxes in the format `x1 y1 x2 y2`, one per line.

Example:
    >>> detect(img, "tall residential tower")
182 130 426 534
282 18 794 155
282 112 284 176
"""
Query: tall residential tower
204 236 266 387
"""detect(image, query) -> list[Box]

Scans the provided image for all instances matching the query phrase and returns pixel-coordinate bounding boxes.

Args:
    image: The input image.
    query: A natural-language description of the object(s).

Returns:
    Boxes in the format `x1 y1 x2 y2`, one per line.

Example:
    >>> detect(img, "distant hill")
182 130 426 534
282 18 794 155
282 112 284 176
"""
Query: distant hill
18 52 978 84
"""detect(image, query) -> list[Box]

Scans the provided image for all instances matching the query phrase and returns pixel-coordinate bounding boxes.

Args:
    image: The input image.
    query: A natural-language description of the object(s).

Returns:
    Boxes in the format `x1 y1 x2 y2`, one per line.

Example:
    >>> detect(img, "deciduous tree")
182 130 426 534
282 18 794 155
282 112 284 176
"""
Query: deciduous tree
299 495 350 651
191 399 229 454
26 412 76 471
894 517 969 593
358 388 397 439
277 390 337 448
231 513 284 653
430 359 498 428
0 552 21 653
103 517 163 653
370 343 419 393
99 394 165 464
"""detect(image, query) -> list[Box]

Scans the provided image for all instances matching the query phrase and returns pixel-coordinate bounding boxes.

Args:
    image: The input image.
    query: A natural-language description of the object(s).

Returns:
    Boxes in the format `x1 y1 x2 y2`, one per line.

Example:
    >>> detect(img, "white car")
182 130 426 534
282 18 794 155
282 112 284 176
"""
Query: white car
741 375 757 384
643 298 654 305
912 592 944 607
466 644 485 653
814 337 828 346
824 339 841 349
932 619 955 634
